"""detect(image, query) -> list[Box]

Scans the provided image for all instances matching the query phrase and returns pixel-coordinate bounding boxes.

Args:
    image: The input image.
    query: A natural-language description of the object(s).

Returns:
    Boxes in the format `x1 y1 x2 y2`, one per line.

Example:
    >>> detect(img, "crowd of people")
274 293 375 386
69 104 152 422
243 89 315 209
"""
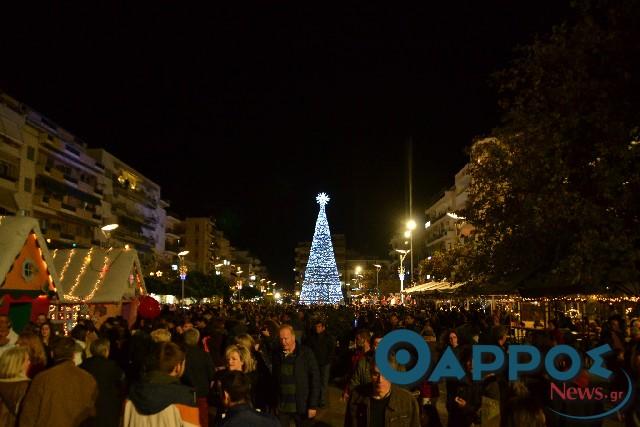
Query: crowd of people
0 301 637 426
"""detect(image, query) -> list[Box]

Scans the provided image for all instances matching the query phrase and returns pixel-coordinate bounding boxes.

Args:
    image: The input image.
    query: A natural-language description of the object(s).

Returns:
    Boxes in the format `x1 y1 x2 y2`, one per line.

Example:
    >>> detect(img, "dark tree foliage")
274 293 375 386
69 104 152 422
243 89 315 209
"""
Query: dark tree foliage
239 285 261 300
462 0 640 294
144 271 233 301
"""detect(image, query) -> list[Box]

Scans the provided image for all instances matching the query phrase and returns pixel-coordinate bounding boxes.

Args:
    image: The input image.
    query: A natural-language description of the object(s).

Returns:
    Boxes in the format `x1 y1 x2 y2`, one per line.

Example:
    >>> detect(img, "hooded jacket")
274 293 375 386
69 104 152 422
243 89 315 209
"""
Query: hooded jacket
128 371 197 415
126 371 199 427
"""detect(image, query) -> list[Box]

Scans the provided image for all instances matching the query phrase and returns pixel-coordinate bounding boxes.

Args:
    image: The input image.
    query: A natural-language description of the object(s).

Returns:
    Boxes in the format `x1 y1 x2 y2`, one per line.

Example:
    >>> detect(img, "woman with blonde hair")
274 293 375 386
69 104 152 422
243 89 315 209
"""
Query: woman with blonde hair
212 345 258 423
16 332 47 378
0 346 30 425
234 334 274 411
225 344 255 373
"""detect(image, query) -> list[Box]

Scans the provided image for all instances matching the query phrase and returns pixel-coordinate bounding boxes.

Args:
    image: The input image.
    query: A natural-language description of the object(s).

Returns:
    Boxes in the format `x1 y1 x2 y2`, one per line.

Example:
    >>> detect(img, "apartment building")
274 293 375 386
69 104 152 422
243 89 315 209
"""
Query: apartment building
88 149 165 256
0 92 169 265
0 95 31 215
183 217 216 274
424 163 472 255
1 93 107 248
1 91 264 281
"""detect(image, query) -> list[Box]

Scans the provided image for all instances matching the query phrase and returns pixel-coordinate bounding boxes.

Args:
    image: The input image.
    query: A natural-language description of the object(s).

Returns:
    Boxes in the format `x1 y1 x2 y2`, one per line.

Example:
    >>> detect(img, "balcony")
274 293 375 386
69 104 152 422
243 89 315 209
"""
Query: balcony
115 227 149 245
426 211 448 226
63 174 78 184
426 229 457 246
65 144 81 157
50 168 64 180
166 229 182 238
61 203 76 212
0 161 19 183
165 243 181 253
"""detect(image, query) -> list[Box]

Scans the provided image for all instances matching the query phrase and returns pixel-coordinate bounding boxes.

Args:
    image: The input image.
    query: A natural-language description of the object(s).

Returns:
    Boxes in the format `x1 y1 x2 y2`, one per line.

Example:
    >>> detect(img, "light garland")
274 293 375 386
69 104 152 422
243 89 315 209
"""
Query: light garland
299 193 343 305
64 247 93 300
58 248 75 283
81 253 110 302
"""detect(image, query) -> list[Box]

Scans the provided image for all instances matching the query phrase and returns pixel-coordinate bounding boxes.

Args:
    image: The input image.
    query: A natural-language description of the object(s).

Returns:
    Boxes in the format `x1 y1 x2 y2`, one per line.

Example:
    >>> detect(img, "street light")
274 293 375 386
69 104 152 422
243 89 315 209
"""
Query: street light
178 250 189 304
101 223 119 232
373 264 382 298
406 219 416 286
395 249 410 304
100 223 119 248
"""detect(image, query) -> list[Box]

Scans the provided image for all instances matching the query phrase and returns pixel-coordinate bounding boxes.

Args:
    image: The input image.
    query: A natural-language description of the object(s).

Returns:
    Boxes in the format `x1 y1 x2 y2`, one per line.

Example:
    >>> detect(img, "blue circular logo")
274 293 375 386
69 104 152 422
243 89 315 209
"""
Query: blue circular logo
375 329 431 385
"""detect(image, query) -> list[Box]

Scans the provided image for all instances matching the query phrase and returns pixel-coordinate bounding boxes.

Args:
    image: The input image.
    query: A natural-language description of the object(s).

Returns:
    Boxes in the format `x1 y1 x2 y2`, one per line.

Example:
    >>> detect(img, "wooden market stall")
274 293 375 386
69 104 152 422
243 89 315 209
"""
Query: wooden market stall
50 247 146 331
0 216 58 332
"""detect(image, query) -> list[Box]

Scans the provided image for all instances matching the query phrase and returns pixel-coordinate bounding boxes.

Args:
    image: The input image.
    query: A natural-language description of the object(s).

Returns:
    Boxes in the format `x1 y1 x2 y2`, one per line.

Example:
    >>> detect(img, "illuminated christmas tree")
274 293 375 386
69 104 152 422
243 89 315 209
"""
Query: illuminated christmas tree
299 193 343 305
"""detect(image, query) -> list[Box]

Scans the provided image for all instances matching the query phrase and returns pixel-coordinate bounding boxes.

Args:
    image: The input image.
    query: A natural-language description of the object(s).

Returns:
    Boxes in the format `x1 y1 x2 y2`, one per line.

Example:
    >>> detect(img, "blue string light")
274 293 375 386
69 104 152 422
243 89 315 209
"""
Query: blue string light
299 193 343 305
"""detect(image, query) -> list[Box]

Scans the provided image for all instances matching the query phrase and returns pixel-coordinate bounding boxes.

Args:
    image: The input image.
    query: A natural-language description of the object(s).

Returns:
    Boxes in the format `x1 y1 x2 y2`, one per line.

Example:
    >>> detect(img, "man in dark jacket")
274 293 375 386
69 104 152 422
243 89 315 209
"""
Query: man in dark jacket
127 342 199 424
272 324 320 427
305 319 336 408
345 355 420 427
182 328 215 427
218 371 279 427
80 338 125 427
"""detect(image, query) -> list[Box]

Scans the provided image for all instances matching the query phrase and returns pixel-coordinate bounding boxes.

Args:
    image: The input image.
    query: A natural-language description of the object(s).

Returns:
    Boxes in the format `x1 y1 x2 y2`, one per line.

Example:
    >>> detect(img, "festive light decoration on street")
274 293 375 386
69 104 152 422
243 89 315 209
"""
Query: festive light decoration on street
64 247 93 300
299 193 343 305
58 248 76 283
67 252 111 303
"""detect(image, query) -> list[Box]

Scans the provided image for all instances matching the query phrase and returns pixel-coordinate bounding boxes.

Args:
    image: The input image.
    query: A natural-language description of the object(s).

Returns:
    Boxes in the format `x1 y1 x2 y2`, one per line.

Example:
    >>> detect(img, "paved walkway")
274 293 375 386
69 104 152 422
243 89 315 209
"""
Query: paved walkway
311 384 624 427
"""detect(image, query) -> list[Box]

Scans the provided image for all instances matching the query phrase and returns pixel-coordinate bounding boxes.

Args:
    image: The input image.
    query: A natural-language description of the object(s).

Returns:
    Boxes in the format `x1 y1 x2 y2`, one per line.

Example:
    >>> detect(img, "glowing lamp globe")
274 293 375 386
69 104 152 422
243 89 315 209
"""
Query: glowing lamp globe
138 295 161 319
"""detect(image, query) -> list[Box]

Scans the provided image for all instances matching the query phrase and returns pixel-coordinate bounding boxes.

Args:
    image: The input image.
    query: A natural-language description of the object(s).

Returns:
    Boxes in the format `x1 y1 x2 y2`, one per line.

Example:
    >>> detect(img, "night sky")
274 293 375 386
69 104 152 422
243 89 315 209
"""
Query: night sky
0 2 573 286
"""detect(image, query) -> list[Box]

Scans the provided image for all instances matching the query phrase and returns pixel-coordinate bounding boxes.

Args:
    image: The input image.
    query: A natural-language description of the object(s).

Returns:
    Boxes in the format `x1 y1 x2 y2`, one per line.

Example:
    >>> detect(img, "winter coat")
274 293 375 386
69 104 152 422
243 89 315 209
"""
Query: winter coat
305 331 336 366
128 371 197 415
19 360 97 427
0 378 29 426
271 344 320 415
80 355 125 427
182 345 215 398
127 370 199 426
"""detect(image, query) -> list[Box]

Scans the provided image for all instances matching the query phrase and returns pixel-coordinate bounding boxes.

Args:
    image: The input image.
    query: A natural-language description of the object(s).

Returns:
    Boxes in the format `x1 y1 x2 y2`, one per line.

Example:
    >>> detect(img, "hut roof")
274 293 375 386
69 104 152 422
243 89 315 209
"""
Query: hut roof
0 216 58 290
53 248 146 303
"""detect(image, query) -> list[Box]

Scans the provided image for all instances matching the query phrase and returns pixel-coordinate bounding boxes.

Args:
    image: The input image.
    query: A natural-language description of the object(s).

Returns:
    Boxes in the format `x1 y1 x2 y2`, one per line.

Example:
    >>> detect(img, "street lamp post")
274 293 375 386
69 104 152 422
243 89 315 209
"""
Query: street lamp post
373 264 382 299
406 220 416 285
395 249 410 304
178 250 189 304
100 223 119 249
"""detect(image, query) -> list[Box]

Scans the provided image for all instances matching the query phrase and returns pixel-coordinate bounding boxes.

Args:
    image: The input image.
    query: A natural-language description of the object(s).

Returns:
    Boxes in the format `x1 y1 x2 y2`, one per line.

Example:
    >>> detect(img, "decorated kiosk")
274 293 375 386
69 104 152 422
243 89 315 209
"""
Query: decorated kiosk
50 247 146 331
0 216 58 332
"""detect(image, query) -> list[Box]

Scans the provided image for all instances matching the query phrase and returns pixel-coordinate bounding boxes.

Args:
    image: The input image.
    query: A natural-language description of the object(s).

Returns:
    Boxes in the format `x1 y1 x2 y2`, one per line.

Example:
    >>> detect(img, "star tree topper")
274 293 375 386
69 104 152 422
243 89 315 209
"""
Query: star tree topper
316 192 330 206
